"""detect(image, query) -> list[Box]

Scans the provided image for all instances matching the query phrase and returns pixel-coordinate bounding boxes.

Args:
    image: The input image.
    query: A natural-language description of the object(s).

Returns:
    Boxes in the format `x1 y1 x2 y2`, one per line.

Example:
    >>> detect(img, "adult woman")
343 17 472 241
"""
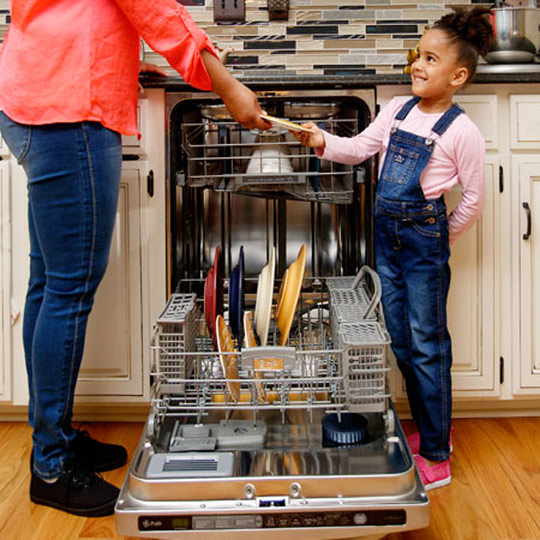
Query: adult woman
0 0 268 517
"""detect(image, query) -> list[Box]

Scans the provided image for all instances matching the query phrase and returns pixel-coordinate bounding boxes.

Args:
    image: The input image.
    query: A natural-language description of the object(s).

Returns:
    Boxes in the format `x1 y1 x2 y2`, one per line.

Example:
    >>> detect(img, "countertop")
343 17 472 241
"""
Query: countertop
140 70 540 91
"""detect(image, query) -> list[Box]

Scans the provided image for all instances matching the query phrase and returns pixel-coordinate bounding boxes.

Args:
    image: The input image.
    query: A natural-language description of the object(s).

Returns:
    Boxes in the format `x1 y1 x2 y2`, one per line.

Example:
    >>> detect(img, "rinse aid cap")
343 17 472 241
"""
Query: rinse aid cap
322 412 368 445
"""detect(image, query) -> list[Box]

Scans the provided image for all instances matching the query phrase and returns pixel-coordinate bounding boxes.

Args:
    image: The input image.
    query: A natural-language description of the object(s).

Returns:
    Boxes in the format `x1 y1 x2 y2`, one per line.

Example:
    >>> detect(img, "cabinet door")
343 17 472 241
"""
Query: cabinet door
512 155 540 394
0 161 11 400
446 155 500 397
390 156 500 401
76 163 148 398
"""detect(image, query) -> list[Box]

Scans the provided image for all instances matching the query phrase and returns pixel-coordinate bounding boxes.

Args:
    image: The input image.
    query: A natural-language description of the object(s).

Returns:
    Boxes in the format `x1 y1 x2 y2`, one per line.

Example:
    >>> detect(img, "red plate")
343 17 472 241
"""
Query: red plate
205 246 224 345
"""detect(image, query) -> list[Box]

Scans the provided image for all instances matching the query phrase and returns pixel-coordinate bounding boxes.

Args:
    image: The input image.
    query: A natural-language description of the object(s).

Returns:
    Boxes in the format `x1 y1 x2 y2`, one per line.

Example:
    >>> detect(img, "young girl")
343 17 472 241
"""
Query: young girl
294 7 492 490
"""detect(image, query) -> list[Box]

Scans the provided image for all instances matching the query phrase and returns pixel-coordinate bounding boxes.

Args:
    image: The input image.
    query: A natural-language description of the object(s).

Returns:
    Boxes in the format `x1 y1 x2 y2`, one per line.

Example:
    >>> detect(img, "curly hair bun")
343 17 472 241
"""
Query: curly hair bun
434 7 493 58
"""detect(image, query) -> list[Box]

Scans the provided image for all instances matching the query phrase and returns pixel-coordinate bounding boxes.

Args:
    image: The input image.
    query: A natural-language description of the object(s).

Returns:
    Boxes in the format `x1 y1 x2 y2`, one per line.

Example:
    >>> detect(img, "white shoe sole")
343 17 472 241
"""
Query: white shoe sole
424 475 452 491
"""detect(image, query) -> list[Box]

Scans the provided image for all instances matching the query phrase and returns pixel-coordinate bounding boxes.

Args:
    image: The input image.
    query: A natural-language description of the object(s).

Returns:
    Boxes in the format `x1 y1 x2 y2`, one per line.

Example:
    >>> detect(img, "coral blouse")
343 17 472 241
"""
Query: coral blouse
0 0 218 135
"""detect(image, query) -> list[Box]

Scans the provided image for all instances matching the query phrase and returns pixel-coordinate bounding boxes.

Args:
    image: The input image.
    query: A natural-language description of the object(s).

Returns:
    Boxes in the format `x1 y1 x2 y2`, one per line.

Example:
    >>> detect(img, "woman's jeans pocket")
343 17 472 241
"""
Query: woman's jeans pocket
0 111 31 163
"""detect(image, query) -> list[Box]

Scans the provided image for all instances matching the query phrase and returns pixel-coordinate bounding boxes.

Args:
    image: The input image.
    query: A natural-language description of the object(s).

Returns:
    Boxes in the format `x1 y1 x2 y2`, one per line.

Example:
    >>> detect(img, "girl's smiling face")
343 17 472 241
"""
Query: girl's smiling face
411 28 468 110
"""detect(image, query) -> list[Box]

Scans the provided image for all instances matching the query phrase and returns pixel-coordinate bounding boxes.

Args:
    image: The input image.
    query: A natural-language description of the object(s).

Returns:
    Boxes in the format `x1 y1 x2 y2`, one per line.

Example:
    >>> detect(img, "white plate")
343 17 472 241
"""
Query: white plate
254 247 275 347
260 114 314 133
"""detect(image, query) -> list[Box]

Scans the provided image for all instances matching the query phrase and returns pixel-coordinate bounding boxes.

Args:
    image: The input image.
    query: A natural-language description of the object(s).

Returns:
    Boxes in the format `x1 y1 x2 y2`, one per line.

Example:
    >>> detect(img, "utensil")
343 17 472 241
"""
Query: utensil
216 314 240 402
254 246 275 346
485 7 540 63
276 244 307 346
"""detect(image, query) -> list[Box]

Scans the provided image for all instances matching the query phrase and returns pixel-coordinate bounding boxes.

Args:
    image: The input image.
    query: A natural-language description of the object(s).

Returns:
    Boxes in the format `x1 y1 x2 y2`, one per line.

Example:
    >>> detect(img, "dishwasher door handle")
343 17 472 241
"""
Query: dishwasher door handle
523 202 532 240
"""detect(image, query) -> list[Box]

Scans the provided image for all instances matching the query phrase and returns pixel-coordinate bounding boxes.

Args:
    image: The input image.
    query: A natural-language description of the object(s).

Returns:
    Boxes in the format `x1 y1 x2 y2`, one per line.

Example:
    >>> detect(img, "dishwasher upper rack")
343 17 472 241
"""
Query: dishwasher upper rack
178 116 361 203
150 275 391 426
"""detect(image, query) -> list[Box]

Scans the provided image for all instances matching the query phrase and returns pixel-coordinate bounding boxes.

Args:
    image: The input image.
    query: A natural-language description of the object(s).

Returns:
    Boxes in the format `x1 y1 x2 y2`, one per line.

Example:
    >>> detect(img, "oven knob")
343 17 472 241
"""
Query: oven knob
354 512 368 525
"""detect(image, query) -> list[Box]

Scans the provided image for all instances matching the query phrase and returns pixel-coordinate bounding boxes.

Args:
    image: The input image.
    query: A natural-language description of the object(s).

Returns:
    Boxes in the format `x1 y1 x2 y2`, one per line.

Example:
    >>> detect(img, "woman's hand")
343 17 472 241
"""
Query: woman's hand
219 79 271 130
138 61 168 94
292 122 325 150
139 61 168 77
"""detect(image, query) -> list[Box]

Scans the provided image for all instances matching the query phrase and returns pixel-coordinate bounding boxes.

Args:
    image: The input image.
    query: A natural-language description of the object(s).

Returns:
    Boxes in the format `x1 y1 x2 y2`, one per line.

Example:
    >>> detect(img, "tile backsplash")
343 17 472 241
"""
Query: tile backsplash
0 0 490 77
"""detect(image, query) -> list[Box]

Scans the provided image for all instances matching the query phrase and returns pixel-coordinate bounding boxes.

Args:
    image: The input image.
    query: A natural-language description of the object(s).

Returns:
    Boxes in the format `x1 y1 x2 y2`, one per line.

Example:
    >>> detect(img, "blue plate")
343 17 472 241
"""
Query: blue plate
229 247 244 342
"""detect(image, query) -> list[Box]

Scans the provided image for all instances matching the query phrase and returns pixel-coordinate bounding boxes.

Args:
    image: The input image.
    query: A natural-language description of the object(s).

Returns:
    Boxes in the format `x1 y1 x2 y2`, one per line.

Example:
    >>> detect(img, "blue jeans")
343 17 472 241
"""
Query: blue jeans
374 195 452 462
0 112 121 479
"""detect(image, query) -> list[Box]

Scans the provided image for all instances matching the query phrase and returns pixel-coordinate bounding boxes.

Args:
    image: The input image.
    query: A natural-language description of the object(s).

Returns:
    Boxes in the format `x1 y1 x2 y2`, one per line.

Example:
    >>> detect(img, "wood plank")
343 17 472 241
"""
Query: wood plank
0 418 538 539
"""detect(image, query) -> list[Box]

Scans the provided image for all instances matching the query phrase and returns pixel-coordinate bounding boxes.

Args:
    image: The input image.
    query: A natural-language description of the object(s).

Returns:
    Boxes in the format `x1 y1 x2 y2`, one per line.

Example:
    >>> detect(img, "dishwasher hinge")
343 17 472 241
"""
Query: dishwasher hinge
499 356 504 384
147 169 154 197
499 165 504 193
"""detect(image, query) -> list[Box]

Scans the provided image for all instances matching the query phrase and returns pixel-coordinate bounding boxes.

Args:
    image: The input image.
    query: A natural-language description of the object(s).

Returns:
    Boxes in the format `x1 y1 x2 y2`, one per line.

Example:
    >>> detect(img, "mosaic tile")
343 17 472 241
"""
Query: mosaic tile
0 1 487 76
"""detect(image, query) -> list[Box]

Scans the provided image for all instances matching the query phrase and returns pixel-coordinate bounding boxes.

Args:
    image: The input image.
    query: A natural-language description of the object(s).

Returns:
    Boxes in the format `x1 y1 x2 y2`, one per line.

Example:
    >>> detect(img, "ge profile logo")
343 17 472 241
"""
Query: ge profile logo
142 519 163 529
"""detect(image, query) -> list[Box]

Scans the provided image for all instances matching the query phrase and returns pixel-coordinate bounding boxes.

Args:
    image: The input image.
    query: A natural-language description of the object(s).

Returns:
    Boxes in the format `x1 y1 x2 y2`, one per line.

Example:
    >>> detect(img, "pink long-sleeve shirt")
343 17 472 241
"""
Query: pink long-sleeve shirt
0 0 218 135
319 97 485 243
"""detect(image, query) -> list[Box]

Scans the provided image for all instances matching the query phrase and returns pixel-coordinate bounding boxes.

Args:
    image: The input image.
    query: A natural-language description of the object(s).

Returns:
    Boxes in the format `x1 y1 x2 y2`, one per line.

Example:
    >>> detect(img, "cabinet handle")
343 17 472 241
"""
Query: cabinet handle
523 202 531 240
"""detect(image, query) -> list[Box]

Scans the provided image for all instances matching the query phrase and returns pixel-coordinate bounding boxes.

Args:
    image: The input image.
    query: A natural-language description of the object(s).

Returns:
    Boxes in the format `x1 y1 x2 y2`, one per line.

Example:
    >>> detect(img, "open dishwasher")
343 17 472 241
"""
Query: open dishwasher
115 90 429 539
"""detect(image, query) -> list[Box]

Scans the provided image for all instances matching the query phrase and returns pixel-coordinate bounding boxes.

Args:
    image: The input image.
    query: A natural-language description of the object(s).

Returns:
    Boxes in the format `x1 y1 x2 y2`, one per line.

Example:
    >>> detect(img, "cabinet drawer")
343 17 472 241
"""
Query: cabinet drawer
454 94 498 151
121 100 148 156
510 95 540 150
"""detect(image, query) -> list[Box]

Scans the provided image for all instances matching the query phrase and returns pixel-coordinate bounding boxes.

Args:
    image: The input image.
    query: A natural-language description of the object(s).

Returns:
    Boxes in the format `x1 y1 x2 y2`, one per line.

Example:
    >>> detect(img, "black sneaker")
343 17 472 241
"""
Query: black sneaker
30 457 119 517
74 428 127 472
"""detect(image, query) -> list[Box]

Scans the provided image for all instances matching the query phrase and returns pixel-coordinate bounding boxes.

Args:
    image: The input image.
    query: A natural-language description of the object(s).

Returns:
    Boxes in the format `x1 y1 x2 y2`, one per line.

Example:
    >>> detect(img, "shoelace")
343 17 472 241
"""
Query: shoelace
68 457 100 489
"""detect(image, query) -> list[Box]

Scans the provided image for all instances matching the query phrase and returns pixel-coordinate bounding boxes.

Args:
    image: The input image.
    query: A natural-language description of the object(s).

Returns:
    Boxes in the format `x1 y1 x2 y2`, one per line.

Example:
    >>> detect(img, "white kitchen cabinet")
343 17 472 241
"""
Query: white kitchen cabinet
445 154 500 397
0 158 11 401
377 88 503 400
76 89 167 402
511 154 540 395
76 162 148 398
2 89 167 408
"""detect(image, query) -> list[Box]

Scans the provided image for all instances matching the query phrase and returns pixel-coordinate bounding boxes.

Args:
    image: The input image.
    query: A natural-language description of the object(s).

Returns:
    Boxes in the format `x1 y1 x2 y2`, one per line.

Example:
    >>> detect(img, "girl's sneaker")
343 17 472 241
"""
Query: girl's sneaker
407 425 454 456
413 455 452 491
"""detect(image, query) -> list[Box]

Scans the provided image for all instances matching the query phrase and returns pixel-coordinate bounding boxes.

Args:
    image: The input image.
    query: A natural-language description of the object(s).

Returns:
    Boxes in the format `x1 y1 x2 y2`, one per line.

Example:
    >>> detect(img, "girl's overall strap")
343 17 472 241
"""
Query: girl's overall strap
431 103 464 136
394 96 421 121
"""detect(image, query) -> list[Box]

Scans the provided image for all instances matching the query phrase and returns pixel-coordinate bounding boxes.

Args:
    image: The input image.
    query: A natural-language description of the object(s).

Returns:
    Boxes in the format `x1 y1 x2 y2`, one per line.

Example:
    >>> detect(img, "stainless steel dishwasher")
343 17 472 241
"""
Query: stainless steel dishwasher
115 89 429 539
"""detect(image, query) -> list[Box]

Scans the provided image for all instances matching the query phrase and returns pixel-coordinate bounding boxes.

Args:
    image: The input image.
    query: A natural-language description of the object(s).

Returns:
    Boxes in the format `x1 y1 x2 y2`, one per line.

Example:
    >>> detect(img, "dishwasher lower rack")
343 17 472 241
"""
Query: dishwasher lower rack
150 277 391 430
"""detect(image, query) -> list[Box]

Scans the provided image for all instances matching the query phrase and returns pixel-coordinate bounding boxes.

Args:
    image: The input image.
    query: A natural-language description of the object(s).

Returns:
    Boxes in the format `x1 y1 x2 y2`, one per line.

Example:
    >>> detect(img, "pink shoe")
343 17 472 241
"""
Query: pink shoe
414 455 452 491
407 425 454 456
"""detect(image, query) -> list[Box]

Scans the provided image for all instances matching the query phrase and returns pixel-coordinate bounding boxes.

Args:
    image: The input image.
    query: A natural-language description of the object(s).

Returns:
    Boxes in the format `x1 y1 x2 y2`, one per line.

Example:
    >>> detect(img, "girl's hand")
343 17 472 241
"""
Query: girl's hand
292 122 325 150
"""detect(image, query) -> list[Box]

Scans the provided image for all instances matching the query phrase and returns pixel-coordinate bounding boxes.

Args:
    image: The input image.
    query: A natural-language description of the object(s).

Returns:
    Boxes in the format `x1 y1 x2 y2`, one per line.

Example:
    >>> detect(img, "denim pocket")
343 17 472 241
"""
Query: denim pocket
383 144 420 185
0 111 31 164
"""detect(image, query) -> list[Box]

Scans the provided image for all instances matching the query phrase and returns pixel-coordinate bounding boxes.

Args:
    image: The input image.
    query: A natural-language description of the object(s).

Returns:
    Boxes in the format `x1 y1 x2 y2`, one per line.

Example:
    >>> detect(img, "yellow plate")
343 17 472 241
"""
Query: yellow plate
276 245 307 346
260 114 314 133
216 314 240 402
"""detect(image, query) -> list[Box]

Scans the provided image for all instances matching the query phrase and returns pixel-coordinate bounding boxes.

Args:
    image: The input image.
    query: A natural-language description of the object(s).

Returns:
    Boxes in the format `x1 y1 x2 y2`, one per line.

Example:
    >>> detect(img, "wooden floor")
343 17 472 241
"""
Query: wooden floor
0 418 539 540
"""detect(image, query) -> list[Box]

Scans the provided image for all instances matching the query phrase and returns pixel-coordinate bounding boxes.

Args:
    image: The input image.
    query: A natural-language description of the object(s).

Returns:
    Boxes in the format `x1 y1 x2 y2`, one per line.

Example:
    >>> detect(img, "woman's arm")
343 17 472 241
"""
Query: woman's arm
200 50 269 130
115 0 269 130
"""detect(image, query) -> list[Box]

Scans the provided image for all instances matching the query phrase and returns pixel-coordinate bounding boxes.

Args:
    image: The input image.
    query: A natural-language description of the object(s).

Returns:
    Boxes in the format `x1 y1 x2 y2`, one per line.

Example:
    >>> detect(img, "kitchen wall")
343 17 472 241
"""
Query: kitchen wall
0 0 489 76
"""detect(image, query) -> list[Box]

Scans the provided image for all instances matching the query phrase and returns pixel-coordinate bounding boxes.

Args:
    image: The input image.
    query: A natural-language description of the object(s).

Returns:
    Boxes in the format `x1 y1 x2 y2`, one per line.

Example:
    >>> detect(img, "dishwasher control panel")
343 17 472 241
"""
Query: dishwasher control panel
138 509 406 531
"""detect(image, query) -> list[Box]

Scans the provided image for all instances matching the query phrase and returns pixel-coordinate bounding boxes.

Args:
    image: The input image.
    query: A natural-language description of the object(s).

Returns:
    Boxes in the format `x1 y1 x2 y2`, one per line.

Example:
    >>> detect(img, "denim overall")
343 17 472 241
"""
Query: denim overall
374 97 463 462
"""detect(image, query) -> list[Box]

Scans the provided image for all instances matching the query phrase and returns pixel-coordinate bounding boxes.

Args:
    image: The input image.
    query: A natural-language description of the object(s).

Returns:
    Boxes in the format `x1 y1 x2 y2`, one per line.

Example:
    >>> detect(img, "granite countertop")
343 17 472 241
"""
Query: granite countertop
140 70 540 90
